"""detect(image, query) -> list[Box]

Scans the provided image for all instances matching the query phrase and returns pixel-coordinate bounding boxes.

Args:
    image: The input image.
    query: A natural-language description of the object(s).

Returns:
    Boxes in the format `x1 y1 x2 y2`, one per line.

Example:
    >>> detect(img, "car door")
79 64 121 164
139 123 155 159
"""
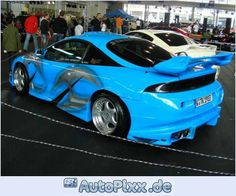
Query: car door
32 39 90 101
50 42 122 116
74 43 122 98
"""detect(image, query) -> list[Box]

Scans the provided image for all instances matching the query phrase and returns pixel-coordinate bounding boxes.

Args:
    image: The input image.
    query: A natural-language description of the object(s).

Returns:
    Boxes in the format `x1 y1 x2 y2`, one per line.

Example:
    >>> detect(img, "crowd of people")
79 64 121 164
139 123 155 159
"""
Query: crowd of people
2 10 84 56
184 21 235 43
2 10 147 55
89 13 145 34
2 9 234 60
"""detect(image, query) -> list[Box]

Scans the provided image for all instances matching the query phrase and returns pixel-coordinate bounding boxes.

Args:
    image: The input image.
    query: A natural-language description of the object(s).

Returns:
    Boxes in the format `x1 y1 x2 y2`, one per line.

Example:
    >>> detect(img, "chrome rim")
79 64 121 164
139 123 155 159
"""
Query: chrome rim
14 67 25 92
92 97 118 135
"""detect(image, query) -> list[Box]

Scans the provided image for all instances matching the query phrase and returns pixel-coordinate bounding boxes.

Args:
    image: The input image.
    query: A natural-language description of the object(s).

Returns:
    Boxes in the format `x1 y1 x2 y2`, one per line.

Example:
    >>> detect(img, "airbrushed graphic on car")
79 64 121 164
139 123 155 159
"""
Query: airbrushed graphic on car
9 32 234 146
53 67 102 110
21 54 102 111
22 54 46 92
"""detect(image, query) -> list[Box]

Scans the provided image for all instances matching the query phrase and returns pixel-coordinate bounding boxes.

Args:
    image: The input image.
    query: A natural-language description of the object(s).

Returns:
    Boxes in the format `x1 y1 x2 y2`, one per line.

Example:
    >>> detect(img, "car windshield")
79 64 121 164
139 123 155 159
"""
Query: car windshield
107 39 172 67
185 36 197 44
155 33 190 46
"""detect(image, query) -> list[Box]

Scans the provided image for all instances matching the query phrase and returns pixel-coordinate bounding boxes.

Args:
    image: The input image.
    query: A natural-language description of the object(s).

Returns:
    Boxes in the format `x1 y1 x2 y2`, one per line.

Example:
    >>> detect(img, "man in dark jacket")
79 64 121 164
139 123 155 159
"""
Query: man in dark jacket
3 17 22 67
40 13 51 48
52 11 68 42
90 13 102 31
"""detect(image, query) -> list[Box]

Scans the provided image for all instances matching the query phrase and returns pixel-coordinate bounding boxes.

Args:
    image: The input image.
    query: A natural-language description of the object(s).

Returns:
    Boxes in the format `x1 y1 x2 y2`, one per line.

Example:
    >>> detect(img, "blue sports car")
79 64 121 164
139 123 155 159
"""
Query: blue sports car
9 32 233 145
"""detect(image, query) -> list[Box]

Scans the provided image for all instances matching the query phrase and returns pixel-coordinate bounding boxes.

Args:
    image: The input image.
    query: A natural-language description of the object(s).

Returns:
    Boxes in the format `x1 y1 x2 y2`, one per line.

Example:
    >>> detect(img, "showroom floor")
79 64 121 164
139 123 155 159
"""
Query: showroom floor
1 51 235 176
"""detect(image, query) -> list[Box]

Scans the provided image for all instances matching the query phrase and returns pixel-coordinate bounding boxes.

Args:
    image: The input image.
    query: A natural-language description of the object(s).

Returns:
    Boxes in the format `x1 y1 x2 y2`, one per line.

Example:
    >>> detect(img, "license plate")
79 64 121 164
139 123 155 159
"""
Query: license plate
195 94 212 107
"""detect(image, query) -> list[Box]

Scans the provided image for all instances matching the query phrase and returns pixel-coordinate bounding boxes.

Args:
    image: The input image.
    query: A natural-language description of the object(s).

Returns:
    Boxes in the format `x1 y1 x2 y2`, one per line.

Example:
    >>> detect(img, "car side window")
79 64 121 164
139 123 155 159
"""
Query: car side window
155 33 188 46
45 40 89 63
126 32 136 36
83 45 120 66
127 32 153 42
127 32 142 38
137 33 153 42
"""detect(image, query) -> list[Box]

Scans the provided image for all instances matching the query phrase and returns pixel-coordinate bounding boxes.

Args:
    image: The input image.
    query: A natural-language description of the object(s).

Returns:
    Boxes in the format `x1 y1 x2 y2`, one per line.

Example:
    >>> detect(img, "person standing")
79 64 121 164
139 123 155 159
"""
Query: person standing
40 13 51 48
187 24 192 33
74 20 84 35
3 17 22 67
110 17 116 33
90 16 95 31
144 20 150 29
66 16 73 36
101 21 107 32
193 22 199 34
202 29 212 43
115 16 123 34
103 16 111 32
2 13 6 25
91 13 102 31
71 17 78 35
136 18 141 30
23 12 39 52
50 14 55 28
52 11 68 42
7 10 15 20
123 18 129 33
129 20 137 31
213 26 219 35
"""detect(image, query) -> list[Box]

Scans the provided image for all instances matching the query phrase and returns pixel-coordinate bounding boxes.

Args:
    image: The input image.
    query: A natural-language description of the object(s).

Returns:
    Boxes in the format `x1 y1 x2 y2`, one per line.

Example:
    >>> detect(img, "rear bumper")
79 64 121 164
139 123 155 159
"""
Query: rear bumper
124 81 223 146
127 106 221 146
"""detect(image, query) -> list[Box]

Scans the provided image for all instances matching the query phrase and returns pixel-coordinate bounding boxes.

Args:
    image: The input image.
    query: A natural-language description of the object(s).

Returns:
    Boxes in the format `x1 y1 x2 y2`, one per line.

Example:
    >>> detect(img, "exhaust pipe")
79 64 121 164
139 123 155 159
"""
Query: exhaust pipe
171 129 190 140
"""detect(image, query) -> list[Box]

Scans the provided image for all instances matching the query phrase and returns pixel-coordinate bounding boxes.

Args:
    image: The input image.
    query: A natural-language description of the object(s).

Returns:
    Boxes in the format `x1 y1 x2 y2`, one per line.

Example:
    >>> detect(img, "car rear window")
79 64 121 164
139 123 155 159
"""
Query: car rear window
155 33 188 46
107 39 172 67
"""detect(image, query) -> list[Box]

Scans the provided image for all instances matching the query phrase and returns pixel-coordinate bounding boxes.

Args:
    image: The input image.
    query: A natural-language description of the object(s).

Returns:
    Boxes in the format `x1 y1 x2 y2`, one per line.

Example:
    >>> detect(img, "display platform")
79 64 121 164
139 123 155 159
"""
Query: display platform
1 52 235 176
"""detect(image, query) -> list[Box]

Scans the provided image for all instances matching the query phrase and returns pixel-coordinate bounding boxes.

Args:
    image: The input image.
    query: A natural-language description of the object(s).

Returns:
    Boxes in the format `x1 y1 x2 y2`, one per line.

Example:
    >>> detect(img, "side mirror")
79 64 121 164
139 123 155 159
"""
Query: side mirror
35 49 44 57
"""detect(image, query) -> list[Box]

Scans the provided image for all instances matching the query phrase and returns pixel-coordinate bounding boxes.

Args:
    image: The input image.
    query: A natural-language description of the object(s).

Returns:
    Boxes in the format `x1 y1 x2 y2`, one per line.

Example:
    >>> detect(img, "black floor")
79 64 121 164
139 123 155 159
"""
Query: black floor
1 52 235 176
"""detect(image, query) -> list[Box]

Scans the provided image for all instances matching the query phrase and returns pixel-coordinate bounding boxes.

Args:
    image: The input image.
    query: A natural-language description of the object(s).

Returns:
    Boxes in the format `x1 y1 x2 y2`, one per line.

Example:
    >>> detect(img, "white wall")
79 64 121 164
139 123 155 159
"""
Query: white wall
3 1 109 19
9 2 27 16
1 1 8 12
86 1 109 18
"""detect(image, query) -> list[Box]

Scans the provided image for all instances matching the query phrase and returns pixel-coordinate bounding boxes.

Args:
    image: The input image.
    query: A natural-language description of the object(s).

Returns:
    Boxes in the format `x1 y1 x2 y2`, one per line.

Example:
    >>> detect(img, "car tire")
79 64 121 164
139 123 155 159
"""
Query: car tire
13 64 29 95
91 92 130 137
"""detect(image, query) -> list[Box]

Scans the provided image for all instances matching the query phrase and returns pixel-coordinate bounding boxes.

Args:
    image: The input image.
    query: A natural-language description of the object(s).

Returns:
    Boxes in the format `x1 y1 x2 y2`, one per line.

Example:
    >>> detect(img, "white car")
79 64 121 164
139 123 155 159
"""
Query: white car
125 30 220 78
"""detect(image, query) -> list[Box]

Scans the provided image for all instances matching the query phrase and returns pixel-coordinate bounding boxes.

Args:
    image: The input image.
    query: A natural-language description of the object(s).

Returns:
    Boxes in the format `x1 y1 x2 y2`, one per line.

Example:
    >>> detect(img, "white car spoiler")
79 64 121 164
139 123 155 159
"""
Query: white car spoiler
192 44 217 51
175 44 217 56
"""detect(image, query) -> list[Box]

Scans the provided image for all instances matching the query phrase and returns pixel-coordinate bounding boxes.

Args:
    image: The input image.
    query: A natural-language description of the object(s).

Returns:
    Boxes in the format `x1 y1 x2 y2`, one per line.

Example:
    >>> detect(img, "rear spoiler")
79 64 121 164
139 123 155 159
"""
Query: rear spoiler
154 52 234 75
187 44 217 52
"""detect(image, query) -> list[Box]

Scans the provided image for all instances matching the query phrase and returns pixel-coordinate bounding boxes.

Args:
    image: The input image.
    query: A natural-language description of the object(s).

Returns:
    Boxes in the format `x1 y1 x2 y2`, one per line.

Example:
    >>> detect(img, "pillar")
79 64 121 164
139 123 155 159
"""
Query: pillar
55 1 63 17
191 6 195 22
144 4 149 21
215 9 219 26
